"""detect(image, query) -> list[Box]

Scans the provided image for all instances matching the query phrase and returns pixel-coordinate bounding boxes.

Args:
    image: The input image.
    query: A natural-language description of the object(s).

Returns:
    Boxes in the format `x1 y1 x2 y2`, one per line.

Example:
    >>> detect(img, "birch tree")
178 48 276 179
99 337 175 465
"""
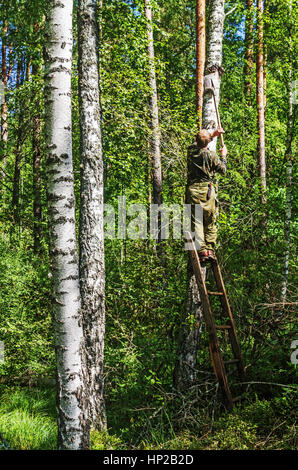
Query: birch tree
196 0 206 130
144 0 163 244
1 20 10 175
12 58 23 225
44 0 88 449
78 0 106 431
32 59 43 253
174 0 226 391
256 0 266 204
244 0 254 104
202 0 225 141
281 79 295 302
281 0 295 302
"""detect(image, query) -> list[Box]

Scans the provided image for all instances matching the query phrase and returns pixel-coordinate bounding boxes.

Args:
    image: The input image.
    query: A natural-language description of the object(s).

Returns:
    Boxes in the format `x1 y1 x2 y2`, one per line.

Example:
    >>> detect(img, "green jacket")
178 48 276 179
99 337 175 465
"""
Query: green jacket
187 144 227 185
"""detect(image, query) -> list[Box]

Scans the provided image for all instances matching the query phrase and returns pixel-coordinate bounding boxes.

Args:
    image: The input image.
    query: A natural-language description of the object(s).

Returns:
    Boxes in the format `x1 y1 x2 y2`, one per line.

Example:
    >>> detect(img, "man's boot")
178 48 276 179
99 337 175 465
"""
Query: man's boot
208 250 216 261
199 250 209 262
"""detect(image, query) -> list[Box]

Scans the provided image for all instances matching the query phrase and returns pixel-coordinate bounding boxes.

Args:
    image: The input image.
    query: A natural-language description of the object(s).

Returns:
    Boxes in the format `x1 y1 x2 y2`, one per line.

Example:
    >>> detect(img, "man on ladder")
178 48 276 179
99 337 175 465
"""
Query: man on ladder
186 126 227 262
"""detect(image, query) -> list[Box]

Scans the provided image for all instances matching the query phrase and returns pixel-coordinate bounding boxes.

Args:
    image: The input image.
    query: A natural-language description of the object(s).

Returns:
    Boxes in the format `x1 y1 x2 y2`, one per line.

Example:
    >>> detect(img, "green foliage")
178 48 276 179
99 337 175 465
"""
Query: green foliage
0 231 54 381
0 386 57 450
91 430 126 450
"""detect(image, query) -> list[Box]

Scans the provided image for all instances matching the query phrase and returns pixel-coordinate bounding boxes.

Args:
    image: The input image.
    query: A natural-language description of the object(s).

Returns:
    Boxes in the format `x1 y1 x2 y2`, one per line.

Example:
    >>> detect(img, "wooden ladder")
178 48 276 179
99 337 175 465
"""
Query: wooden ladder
185 231 246 411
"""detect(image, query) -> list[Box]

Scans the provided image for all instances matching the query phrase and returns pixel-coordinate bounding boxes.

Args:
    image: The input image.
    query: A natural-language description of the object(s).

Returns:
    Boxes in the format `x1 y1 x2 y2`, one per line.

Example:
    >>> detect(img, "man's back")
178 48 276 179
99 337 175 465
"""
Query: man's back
187 144 227 185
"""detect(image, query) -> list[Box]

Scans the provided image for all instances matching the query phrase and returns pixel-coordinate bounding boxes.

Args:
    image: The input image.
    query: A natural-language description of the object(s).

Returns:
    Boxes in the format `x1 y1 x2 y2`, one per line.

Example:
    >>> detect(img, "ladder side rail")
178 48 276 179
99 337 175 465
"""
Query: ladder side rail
185 233 234 409
211 261 246 381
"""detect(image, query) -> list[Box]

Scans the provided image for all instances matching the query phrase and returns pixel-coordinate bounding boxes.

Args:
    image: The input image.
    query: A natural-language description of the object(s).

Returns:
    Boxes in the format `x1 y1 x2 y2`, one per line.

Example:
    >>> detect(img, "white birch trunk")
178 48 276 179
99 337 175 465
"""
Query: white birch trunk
281 0 294 302
78 0 106 431
144 0 162 208
44 0 88 449
1 21 8 173
174 0 226 391
256 0 267 204
203 0 225 151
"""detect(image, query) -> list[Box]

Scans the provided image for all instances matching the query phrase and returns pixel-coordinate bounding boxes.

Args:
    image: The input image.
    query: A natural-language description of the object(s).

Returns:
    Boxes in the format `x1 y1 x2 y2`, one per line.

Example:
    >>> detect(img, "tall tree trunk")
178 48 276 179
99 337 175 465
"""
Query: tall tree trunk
281 80 295 302
144 0 163 246
281 0 295 302
12 59 23 225
202 0 225 141
256 0 266 204
174 0 226 391
196 0 206 130
32 60 43 253
26 55 31 82
78 0 106 431
44 0 88 449
244 0 254 104
1 21 8 172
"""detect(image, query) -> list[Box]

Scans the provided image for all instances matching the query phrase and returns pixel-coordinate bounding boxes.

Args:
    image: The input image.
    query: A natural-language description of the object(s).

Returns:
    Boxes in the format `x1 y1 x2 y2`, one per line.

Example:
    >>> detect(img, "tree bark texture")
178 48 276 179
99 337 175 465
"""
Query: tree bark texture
196 0 206 130
281 0 295 302
281 84 294 302
144 0 162 209
12 59 23 225
174 0 225 391
256 0 266 204
32 60 43 253
244 0 254 103
1 21 8 172
44 0 88 450
78 0 106 431
173 261 204 390
203 0 225 149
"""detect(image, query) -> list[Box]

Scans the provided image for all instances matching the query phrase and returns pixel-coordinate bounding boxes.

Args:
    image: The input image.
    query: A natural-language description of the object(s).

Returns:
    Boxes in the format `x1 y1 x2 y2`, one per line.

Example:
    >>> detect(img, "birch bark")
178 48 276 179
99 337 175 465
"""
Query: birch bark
174 0 226 391
244 0 254 104
281 79 294 302
78 0 106 431
256 0 267 204
144 0 163 211
32 59 43 254
281 0 294 302
1 21 8 172
44 0 88 449
196 0 206 130
202 0 225 149
12 59 23 225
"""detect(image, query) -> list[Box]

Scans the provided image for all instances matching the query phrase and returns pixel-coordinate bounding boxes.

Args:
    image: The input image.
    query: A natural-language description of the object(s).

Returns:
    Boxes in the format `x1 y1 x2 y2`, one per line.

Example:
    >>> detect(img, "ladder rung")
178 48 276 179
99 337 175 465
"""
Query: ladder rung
216 324 231 330
224 359 240 365
208 291 223 296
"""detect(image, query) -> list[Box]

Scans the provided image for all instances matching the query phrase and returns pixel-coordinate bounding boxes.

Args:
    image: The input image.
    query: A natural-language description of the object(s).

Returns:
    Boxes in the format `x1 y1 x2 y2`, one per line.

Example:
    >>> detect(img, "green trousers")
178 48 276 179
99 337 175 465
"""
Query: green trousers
187 182 218 252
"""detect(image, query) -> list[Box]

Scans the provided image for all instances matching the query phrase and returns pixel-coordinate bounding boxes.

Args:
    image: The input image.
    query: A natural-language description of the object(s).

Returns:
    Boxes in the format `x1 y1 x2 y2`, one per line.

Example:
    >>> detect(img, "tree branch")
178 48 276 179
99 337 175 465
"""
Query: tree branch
225 6 237 19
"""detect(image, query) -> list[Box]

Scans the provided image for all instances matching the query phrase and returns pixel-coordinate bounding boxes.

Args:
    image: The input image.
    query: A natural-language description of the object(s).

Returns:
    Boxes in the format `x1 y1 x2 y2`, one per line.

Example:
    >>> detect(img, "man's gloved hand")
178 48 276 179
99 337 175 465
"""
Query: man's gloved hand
220 145 228 158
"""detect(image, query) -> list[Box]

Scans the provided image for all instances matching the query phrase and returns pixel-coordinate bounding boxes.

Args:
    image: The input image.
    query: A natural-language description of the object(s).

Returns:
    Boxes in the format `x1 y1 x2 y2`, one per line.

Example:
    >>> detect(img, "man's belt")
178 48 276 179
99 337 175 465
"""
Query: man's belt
188 181 214 200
